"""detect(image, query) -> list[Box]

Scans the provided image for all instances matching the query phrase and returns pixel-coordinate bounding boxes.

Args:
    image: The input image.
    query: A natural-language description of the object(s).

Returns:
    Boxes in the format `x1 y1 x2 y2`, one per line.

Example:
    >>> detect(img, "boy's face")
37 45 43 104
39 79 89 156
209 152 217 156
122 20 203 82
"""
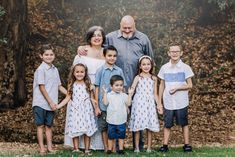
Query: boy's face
168 46 183 62
73 65 86 81
91 30 103 46
112 80 124 93
105 50 117 65
40 49 55 65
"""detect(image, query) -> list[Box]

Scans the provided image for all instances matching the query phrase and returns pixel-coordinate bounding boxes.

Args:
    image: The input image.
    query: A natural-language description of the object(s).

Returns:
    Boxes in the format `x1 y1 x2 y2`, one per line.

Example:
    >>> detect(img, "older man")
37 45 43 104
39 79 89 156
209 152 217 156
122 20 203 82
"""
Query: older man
105 15 154 88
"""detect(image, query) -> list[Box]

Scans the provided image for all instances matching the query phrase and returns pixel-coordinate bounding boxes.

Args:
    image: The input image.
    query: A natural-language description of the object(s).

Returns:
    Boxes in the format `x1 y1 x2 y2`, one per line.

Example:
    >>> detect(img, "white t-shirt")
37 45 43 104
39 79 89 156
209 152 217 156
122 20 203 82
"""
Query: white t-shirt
158 60 194 110
106 91 128 125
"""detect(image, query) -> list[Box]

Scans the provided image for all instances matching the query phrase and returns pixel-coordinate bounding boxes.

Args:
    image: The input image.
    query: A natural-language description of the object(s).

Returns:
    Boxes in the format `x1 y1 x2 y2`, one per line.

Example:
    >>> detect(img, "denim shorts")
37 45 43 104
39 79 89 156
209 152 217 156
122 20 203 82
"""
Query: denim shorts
97 111 108 132
164 107 188 128
107 123 126 139
33 106 55 127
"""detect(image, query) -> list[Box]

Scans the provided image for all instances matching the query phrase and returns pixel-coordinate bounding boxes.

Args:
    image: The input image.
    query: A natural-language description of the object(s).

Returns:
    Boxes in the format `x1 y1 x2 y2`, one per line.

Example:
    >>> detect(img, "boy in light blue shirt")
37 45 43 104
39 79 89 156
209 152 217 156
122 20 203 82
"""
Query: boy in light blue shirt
95 45 126 152
32 44 67 154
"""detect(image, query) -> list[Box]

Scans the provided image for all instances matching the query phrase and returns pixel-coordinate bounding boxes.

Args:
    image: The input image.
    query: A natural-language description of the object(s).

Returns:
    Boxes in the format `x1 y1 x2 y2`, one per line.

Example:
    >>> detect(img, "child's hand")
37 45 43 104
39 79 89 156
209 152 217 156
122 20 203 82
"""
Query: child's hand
50 103 57 111
102 85 108 93
128 87 135 96
56 104 61 110
95 107 101 117
169 88 177 95
157 104 163 115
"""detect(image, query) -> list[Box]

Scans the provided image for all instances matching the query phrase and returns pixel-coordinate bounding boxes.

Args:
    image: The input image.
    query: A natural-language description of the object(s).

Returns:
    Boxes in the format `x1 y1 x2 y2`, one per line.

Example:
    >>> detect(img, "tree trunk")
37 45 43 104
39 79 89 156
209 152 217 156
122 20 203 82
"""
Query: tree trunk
0 0 28 109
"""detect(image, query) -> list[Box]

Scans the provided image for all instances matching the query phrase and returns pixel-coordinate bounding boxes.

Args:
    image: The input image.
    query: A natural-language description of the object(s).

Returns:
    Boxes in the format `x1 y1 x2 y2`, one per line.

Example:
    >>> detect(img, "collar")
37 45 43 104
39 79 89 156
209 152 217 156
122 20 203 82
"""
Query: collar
110 91 121 95
104 64 118 70
117 30 140 40
169 59 183 68
42 61 55 70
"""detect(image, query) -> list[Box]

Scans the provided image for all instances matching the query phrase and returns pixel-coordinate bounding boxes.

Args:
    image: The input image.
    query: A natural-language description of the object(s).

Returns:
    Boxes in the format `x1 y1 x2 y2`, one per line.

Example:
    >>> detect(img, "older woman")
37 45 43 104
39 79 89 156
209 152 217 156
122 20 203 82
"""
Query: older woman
65 26 105 151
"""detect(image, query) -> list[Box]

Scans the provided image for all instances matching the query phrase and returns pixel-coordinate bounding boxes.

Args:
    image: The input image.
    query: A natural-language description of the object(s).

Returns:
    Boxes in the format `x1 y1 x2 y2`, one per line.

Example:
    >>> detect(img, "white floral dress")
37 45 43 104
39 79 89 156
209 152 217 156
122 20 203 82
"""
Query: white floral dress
129 77 160 132
65 83 97 138
64 55 105 150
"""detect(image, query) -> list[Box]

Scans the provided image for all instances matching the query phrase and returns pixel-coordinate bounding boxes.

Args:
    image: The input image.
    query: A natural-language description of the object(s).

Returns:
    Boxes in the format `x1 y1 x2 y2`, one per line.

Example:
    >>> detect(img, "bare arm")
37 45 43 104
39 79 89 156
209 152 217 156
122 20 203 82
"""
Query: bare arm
57 94 71 109
126 88 134 107
95 86 99 105
103 91 108 105
39 85 56 110
169 77 193 95
95 86 101 116
77 45 88 56
153 76 158 103
158 79 165 114
89 89 100 116
59 85 67 95
130 76 139 93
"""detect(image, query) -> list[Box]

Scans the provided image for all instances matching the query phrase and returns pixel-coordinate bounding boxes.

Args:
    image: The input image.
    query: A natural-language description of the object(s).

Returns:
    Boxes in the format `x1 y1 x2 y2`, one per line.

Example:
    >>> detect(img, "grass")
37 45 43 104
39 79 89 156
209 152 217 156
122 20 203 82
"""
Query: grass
0 147 235 157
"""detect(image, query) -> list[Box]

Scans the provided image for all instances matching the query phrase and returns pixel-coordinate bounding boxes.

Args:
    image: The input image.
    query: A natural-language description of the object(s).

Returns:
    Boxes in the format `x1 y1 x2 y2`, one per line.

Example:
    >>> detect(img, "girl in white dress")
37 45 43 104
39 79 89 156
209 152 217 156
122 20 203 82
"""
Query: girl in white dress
72 26 105 150
129 55 162 153
57 63 98 153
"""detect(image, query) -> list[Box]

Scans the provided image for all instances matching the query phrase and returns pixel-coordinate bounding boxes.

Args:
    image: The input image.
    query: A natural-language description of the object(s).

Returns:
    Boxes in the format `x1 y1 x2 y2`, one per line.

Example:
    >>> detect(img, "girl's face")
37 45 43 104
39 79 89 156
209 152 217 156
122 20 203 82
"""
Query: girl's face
73 65 86 81
140 58 152 73
91 30 103 46
112 80 124 93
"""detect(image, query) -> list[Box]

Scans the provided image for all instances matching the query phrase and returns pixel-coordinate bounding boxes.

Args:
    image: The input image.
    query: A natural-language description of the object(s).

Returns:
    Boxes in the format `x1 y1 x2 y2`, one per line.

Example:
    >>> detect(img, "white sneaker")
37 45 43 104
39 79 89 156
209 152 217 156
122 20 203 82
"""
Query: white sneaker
146 148 152 153
72 149 81 153
134 149 140 153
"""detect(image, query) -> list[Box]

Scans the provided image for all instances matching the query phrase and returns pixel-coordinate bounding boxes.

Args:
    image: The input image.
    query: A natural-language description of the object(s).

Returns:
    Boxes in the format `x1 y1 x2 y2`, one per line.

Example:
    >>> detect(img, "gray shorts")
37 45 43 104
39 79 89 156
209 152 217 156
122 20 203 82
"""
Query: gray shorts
97 111 108 132
164 107 188 128
33 106 55 127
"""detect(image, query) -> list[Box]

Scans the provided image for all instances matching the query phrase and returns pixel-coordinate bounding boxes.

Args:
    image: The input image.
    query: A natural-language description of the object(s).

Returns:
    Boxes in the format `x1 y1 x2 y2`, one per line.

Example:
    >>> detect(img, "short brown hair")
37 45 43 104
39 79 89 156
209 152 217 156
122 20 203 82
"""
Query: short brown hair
86 26 106 46
40 44 54 55
168 43 183 51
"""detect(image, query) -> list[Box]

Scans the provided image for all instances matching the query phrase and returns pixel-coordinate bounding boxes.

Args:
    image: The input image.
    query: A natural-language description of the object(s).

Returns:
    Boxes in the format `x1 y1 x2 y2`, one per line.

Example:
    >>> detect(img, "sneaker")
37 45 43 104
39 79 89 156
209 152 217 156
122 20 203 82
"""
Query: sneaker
158 146 169 152
183 145 192 152
134 148 140 153
117 150 125 155
146 148 152 153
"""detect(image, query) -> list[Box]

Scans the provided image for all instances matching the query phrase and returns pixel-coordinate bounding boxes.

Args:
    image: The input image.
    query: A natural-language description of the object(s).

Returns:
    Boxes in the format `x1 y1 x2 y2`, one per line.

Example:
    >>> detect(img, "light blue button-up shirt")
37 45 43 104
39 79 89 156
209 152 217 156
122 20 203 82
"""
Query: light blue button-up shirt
95 64 126 111
32 62 61 110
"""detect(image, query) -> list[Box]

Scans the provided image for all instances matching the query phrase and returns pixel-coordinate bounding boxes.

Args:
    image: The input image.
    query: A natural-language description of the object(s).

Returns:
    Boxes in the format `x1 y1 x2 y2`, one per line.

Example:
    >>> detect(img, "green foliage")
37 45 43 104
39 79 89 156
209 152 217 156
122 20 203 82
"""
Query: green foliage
208 0 235 10
0 6 7 44
0 38 7 44
0 6 5 17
